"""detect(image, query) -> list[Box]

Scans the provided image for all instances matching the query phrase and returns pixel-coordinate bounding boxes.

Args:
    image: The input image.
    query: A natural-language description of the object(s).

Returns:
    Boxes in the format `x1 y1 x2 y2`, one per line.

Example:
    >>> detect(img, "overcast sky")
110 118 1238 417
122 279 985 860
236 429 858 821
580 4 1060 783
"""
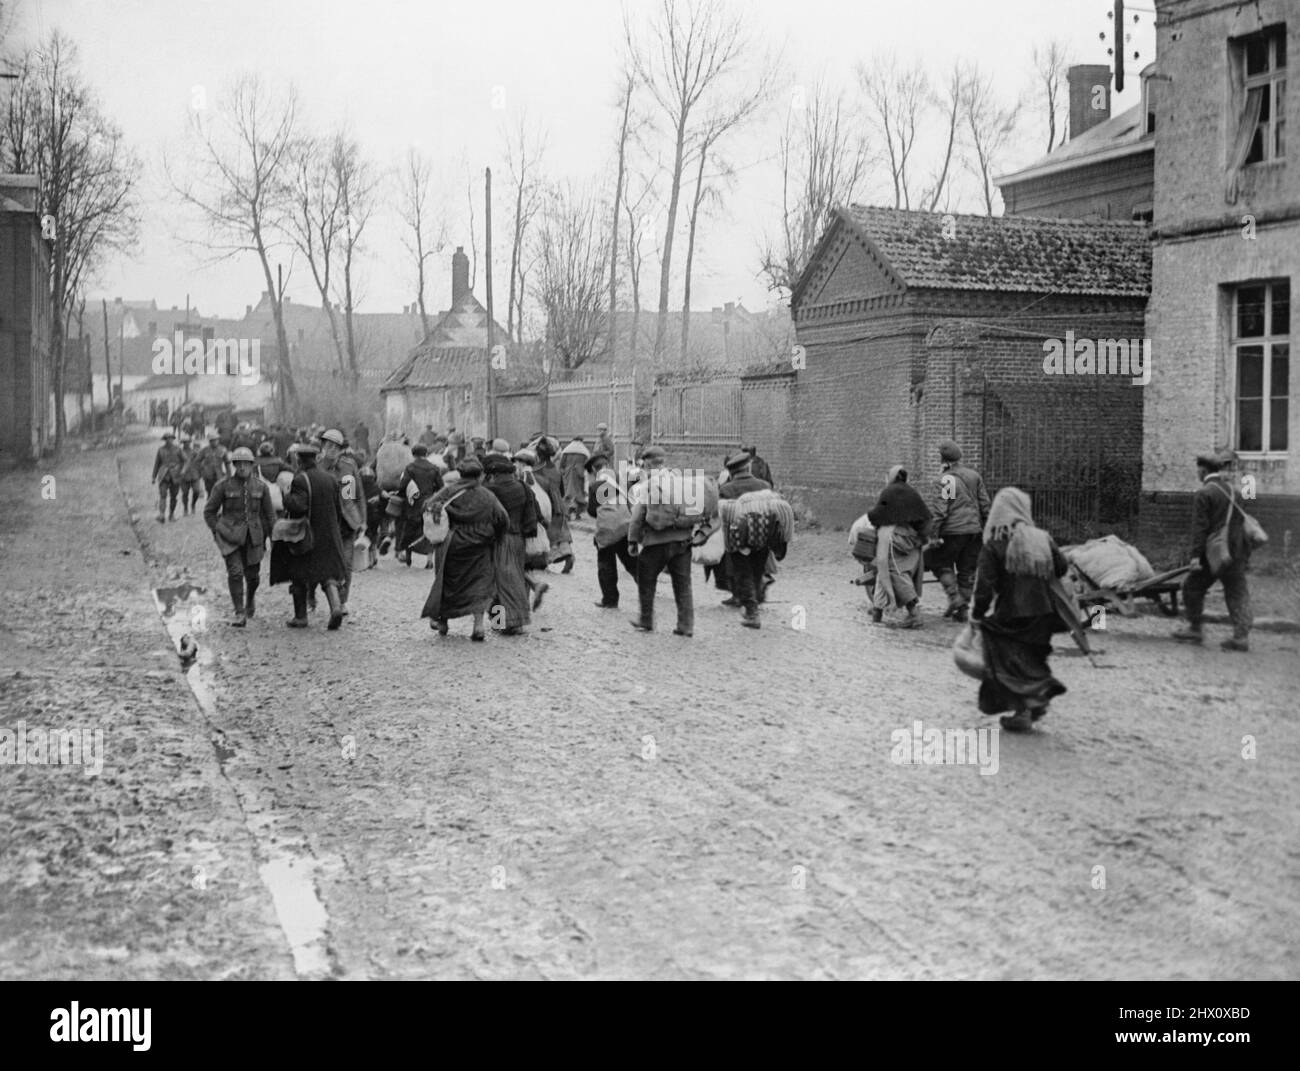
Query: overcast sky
12 0 1156 322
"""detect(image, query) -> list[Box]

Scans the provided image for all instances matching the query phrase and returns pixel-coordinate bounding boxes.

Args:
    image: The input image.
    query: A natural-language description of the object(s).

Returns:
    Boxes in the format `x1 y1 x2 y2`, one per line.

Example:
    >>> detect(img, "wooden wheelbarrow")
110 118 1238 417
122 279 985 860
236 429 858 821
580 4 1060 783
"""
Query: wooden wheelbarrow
1070 562 1195 619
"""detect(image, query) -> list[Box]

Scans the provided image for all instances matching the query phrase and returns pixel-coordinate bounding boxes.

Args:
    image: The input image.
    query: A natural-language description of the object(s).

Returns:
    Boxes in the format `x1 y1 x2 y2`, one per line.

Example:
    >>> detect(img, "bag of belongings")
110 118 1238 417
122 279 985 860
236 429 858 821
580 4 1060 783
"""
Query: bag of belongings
1063 535 1155 590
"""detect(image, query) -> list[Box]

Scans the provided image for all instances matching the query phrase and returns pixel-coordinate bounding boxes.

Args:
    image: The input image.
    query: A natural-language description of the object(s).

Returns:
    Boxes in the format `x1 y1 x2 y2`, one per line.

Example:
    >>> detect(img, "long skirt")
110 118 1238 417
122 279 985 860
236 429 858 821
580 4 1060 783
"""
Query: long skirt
870 525 923 609
977 614 1067 715
492 532 532 629
420 532 496 621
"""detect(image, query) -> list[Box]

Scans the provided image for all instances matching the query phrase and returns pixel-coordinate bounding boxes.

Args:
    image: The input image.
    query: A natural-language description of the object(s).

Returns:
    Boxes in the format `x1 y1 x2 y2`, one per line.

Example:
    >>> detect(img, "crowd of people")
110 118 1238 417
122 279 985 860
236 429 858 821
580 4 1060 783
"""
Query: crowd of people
153 419 1262 735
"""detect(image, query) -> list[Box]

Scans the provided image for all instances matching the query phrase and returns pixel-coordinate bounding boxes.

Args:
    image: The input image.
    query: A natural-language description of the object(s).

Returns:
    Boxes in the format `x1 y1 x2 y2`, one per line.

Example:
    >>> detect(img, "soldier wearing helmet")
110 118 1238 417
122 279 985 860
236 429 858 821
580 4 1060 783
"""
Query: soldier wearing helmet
203 445 275 627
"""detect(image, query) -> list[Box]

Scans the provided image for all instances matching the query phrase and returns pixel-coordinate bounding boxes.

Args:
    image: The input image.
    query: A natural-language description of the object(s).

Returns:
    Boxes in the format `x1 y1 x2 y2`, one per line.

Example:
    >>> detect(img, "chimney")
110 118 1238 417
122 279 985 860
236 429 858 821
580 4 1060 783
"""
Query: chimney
725 302 735 316
452 246 470 307
1068 64 1112 142
245 304 252 318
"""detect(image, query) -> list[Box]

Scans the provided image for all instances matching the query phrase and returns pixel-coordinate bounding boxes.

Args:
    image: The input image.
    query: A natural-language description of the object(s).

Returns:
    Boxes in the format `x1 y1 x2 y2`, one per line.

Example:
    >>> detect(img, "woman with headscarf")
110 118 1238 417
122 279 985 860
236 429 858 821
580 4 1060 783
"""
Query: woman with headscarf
482 448 539 634
865 465 933 628
531 437 575 573
420 459 508 641
969 487 1071 732
513 449 552 609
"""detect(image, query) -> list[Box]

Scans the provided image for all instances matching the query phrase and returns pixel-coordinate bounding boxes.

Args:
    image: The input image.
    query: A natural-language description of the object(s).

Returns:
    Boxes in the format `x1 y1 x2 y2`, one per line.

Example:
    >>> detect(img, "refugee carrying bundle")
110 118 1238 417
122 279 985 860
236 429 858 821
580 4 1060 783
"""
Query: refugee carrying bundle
1205 481 1268 575
376 439 413 492
691 526 725 566
1063 535 1155 590
422 489 468 547
719 489 794 555
643 470 713 531
271 476 313 556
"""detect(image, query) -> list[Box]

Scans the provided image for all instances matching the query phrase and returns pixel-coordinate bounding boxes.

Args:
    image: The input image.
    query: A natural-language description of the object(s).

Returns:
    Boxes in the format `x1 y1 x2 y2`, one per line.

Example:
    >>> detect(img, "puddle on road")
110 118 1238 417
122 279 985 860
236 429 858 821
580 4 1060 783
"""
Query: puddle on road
150 582 336 979
259 857 333 978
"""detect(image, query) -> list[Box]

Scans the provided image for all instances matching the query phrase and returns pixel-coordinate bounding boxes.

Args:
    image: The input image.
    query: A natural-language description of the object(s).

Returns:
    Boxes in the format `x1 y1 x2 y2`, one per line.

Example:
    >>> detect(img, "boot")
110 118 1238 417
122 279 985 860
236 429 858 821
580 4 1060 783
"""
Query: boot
951 605 969 624
286 584 309 628
1221 637 1249 652
901 601 923 629
338 578 350 618
741 608 761 629
870 608 883 623
561 554 575 574
325 582 344 630
1172 623 1203 644
1000 710 1033 733
227 577 246 627
244 576 259 619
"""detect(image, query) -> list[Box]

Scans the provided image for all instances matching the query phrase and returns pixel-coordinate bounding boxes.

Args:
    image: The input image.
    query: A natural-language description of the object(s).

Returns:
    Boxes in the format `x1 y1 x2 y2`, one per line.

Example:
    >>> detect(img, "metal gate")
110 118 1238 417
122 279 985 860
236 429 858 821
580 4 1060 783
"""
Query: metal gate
981 379 1141 543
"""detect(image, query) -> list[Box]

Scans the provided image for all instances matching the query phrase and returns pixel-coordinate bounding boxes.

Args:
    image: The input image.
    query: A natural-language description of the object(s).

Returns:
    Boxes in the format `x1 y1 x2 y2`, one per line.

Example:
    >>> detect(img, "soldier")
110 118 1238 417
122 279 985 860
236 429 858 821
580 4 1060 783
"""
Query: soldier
197 431 231 497
178 434 203 516
595 422 616 462
151 430 186 523
1173 450 1254 652
204 446 275 627
925 439 991 623
627 445 695 637
319 428 366 616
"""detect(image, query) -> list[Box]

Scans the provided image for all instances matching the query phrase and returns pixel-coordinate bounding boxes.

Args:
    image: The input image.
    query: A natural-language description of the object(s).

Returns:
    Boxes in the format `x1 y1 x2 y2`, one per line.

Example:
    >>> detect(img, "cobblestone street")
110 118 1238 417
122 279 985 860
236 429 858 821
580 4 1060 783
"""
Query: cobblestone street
2 440 1297 979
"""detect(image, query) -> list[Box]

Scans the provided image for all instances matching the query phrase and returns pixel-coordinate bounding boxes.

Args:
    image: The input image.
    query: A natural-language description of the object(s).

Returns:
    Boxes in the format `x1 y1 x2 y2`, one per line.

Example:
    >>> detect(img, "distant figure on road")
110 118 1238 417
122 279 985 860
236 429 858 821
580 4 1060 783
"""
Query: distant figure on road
559 436 590 519
925 439 990 624
178 434 203 516
1172 450 1255 652
866 466 932 628
151 430 185 523
483 447 540 633
197 432 230 496
717 450 775 629
628 445 695 637
595 422 615 461
270 442 350 630
970 487 1072 732
204 446 274 628
745 445 774 487
420 459 508 641
587 453 635 610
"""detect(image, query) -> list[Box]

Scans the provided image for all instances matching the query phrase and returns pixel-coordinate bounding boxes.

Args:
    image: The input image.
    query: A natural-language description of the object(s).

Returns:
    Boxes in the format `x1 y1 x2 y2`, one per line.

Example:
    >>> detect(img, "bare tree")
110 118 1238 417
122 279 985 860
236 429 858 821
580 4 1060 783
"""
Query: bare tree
332 131 378 383
502 113 546 344
963 64 1021 215
288 135 347 374
1032 39 1072 153
759 79 870 298
535 181 610 373
169 74 300 414
625 0 766 370
622 170 656 370
1 32 139 447
918 61 968 212
395 147 446 336
858 53 929 209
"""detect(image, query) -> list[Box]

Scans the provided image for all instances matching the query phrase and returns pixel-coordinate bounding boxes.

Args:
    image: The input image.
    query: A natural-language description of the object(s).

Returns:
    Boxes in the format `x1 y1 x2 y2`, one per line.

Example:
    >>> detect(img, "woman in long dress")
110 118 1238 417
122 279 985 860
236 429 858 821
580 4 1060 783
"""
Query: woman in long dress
420 460 508 641
969 487 1071 732
269 443 350 629
482 452 539 634
865 465 932 628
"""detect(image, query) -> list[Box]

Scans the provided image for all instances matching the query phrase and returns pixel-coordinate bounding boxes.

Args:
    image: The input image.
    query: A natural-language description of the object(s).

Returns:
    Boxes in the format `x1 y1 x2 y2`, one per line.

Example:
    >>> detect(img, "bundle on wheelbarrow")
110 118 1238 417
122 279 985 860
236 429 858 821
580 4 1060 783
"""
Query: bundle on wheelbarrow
1063 535 1192 618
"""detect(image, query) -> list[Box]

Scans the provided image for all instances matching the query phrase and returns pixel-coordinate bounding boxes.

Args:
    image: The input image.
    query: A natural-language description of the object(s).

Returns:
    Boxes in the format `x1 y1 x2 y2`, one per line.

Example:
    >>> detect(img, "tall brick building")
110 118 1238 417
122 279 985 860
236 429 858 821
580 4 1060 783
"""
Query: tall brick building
1139 0 1298 554
787 206 1150 535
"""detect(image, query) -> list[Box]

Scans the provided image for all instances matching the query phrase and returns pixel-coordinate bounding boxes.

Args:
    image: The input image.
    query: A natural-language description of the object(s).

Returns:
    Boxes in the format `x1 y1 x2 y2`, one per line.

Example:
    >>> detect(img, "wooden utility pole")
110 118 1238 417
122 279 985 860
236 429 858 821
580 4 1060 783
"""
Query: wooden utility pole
484 166 495 439
101 299 111 416
184 294 190 403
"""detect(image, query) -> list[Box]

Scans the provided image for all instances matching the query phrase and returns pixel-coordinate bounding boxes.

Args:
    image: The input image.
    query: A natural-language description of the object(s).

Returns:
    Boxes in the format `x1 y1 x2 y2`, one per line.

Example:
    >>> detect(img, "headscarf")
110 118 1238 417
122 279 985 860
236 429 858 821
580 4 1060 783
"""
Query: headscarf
984 487 1054 579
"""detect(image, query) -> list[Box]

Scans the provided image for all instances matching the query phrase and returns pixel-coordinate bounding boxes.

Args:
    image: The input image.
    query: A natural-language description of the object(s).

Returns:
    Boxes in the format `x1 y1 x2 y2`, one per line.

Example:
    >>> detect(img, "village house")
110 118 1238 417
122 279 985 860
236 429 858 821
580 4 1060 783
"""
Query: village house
1140 0 1297 553
381 247 511 440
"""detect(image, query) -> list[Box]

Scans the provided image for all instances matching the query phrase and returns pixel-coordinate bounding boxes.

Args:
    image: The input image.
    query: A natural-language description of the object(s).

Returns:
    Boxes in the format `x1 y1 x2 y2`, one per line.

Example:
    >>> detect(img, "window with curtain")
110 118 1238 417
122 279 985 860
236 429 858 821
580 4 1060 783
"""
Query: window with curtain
1234 280 1290 454
1226 26 1287 201
1242 27 1287 164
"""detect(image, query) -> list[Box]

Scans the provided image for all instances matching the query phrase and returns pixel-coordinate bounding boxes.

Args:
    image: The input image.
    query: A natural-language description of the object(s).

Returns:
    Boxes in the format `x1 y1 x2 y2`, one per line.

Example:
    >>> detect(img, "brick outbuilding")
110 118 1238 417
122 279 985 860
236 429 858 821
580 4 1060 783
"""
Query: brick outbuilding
787 206 1151 538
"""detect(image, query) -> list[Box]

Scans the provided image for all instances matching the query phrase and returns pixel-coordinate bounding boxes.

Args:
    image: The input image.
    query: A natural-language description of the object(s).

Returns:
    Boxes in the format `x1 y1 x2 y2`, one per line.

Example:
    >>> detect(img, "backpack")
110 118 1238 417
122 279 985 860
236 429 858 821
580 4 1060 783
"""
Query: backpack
643 470 707 531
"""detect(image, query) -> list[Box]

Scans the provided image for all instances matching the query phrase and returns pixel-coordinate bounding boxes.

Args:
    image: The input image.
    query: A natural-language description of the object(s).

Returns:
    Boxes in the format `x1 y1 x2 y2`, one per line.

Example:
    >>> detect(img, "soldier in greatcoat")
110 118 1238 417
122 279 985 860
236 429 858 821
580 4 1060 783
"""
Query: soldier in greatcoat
151 430 186 523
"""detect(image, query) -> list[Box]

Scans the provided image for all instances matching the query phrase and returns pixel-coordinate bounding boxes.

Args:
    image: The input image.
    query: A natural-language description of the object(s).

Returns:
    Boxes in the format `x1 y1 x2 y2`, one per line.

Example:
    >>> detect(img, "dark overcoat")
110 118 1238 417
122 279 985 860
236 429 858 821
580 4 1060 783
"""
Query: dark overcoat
269 466 349 587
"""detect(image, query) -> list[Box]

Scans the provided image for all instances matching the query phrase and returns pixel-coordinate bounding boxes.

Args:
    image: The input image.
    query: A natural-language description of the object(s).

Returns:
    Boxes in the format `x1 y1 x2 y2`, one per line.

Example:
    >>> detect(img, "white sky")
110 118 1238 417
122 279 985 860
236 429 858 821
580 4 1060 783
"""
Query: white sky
13 0 1156 321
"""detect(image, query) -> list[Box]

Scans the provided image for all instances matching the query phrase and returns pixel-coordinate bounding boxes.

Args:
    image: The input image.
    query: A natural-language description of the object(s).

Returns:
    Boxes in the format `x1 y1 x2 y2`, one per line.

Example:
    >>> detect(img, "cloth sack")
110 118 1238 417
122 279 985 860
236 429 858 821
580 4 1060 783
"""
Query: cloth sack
376 440 414 491
1063 535 1155 589
952 622 986 680
423 489 468 546
525 529 551 570
271 476 313 556
692 526 725 566
264 474 284 514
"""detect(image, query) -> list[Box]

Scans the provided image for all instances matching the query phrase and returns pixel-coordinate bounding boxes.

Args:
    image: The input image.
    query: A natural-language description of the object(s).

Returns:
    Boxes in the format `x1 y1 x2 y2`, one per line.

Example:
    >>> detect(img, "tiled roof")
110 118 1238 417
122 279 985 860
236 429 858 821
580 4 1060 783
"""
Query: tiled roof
836 205 1151 298
382 292 510 392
